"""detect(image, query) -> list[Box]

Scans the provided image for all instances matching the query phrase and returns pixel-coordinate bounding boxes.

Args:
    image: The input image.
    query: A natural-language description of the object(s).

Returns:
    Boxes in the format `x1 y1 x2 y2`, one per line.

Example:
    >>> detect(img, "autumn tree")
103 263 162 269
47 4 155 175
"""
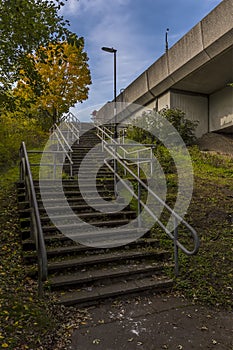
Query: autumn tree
13 40 92 128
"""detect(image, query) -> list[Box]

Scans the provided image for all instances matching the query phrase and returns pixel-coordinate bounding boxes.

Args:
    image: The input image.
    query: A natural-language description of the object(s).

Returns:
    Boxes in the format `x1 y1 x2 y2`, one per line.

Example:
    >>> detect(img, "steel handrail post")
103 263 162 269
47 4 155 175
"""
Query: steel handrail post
174 216 179 276
53 152 56 179
150 147 153 176
137 162 142 228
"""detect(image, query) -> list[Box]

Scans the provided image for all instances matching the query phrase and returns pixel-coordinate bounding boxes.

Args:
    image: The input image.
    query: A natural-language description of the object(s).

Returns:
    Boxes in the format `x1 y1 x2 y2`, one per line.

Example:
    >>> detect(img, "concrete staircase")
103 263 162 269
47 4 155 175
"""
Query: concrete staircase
17 123 173 306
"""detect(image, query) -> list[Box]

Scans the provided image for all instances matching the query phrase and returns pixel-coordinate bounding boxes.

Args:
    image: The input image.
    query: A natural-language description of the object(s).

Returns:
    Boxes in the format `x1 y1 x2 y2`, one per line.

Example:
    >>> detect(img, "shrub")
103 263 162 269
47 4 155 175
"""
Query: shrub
159 107 198 146
0 111 47 170
126 107 198 146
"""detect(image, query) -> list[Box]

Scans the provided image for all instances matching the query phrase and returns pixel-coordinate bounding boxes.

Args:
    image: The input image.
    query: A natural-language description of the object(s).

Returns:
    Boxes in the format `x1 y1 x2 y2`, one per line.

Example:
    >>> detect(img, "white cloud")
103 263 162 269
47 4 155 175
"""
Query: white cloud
62 0 155 115
83 5 153 92
62 0 131 16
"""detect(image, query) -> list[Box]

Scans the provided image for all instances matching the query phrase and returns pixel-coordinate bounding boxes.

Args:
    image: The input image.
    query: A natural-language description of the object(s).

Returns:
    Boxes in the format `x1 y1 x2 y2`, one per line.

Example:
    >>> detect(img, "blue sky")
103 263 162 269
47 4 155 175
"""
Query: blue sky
61 0 223 120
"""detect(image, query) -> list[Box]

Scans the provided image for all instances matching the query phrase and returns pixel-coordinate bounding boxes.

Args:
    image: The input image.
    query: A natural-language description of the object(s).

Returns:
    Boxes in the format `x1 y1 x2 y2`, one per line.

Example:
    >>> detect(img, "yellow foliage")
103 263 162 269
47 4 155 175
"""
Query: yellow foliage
13 41 91 124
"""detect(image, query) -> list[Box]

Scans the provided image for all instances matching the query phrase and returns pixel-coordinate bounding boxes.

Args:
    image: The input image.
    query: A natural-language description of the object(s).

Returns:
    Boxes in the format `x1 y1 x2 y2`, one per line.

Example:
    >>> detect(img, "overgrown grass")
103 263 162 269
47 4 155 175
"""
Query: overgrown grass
157 146 233 310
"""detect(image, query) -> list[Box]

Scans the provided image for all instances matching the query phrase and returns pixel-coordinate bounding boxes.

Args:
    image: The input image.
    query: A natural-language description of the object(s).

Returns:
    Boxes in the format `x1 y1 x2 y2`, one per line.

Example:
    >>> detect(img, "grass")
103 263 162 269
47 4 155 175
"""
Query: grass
0 166 56 349
175 148 233 309
156 146 233 310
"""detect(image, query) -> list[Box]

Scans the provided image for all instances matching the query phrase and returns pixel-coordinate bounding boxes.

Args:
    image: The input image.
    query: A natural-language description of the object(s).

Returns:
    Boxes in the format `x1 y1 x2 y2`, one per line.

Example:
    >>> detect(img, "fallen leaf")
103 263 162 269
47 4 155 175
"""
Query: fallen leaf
98 319 105 324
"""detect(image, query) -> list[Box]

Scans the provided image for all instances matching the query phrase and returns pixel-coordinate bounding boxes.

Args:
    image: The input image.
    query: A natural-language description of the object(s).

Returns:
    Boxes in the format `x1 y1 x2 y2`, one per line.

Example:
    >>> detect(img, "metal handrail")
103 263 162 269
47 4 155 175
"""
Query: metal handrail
61 111 81 129
53 131 73 163
19 142 48 296
60 121 80 143
96 125 154 175
95 124 199 275
49 115 81 178
49 124 74 177
96 125 153 158
53 124 73 152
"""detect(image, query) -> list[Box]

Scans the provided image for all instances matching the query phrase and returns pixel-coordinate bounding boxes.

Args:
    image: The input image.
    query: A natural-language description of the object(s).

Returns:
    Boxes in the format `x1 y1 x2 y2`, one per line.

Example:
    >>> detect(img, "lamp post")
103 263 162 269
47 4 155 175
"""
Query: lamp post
101 46 117 139
165 28 169 53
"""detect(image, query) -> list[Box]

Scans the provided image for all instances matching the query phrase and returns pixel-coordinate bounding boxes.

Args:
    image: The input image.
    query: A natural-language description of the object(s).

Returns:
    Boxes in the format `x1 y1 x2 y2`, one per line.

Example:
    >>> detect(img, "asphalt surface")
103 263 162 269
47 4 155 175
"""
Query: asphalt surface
71 293 233 350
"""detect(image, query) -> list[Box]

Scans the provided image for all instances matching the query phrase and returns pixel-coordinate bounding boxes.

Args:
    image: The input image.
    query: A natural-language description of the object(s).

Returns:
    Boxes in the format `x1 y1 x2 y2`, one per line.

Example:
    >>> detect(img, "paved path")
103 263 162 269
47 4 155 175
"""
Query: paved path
71 293 232 350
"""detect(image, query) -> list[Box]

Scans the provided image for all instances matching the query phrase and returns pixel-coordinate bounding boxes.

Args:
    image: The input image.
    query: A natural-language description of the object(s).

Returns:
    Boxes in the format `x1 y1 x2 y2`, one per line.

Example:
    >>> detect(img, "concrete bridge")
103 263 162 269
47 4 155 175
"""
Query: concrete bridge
97 0 233 137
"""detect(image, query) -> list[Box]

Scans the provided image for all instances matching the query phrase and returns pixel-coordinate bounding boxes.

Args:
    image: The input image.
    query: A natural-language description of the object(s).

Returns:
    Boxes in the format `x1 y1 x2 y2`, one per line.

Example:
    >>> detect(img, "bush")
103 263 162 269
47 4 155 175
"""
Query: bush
159 107 198 146
126 107 198 146
126 110 157 144
0 111 47 170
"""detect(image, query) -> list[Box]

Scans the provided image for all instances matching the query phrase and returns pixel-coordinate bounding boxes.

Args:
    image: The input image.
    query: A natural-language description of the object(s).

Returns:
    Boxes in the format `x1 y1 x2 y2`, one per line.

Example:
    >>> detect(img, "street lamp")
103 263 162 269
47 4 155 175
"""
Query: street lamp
101 46 117 139
165 28 169 53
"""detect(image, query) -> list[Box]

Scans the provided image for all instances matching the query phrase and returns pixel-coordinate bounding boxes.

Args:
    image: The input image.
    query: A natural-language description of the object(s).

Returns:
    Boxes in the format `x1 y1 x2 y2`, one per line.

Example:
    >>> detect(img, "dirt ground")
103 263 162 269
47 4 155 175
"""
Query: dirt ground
197 132 233 155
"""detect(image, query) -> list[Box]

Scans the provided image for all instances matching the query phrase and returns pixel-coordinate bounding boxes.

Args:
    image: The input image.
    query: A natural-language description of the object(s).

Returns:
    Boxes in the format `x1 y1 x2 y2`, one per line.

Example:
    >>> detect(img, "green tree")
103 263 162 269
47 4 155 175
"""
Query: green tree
0 0 74 104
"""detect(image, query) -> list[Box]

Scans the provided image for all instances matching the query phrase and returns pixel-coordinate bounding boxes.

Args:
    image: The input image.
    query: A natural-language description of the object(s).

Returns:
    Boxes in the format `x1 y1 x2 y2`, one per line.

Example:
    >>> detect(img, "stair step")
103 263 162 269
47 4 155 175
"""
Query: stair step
22 228 153 249
38 202 130 214
36 189 111 197
36 189 114 197
21 202 130 217
21 218 136 237
37 196 114 208
40 210 136 223
76 172 113 177
37 196 114 206
57 276 173 306
71 155 106 159
22 234 68 250
49 262 168 289
47 249 169 273
47 217 131 229
23 238 160 259
35 183 104 190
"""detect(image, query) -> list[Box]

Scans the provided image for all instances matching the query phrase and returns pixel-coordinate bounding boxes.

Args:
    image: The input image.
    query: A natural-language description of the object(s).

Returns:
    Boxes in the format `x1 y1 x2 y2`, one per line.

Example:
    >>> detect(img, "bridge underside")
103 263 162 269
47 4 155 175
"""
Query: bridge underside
172 47 233 95
97 0 233 137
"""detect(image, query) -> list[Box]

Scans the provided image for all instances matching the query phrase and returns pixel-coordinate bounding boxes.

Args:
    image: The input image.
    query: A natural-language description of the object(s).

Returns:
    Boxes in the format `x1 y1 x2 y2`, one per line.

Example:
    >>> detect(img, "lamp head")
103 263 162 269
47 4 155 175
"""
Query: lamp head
102 46 117 53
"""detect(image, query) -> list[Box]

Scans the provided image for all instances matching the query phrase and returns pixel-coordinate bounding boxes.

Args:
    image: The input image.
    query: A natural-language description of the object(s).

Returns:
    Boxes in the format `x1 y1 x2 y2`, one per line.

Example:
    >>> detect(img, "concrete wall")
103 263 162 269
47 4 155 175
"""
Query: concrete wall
209 87 233 132
157 92 171 111
122 72 154 106
170 91 209 137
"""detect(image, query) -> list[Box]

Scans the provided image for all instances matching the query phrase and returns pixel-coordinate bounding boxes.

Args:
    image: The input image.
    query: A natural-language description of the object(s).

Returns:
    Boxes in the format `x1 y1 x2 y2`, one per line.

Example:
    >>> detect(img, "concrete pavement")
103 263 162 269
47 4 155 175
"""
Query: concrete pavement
71 293 233 350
